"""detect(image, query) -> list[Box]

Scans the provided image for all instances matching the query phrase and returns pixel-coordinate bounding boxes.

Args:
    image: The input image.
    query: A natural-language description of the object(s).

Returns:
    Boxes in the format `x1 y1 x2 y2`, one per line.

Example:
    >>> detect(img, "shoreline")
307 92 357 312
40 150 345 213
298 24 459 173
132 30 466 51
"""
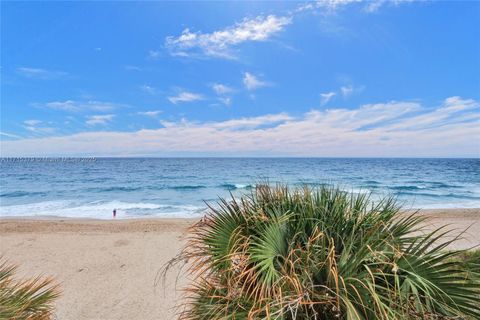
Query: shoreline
1 208 479 239
1 207 478 221
1 208 479 320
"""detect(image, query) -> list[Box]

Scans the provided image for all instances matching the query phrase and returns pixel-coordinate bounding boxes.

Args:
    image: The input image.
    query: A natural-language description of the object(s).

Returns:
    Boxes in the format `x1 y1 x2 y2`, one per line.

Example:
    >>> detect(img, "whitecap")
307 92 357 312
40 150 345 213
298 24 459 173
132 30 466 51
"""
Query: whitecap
0 199 205 219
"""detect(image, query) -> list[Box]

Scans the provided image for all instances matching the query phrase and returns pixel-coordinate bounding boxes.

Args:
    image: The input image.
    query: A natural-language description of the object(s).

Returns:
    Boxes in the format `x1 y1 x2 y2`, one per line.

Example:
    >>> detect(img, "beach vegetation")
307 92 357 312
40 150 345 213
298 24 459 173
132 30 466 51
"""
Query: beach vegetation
0 258 60 320
168 184 480 319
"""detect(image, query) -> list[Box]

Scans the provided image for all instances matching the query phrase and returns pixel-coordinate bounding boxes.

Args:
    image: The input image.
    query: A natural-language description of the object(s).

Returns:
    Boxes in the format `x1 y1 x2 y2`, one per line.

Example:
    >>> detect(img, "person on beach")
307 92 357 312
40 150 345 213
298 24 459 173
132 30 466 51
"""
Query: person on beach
113 209 116 218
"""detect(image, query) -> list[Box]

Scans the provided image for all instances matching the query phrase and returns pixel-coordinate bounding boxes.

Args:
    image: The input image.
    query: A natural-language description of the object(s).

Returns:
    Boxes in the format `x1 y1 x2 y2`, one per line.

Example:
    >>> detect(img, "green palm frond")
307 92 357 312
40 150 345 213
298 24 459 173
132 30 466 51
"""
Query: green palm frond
0 258 60 320
167 184 480 319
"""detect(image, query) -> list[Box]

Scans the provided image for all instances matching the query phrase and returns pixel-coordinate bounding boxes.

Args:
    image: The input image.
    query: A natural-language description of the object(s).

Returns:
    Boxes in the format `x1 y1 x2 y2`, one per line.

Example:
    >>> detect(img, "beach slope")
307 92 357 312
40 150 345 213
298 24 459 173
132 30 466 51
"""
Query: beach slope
1 209 478 320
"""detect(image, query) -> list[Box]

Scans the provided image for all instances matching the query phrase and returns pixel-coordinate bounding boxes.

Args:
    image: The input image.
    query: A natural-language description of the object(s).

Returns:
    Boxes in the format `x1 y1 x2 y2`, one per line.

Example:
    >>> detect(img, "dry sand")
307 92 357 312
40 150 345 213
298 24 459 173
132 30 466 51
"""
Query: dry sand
0 218 194 320
1 209 479 320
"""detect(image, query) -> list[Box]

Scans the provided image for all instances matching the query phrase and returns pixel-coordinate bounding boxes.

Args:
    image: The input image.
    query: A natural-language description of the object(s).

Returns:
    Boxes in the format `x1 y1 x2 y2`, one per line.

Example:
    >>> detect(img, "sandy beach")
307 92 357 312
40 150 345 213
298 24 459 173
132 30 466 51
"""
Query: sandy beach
1 209 479 320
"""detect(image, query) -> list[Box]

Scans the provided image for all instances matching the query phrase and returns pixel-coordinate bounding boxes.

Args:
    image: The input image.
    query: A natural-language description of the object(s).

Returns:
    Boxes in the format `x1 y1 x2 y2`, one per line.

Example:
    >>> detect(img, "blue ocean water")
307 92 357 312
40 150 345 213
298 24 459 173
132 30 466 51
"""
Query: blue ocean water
0 158 479 219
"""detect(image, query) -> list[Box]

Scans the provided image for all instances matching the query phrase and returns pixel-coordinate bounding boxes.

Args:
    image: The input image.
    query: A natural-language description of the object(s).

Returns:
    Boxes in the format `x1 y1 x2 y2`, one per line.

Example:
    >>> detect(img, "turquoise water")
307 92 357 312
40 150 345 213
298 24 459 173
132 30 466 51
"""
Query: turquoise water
0 158 479 219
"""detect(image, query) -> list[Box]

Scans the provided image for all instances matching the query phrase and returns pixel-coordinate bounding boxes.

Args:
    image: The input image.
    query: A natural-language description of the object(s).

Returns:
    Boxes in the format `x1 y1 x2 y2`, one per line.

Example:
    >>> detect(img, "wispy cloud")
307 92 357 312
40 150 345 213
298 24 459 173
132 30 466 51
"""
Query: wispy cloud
210 113 293 130
148 50 161 59
165 15 292 58
363 0 418 13
168 91 204 104
23 119 42 126
34 100 125 112
212 83 234 95
3 97 478 157
211 83 234 106
340 85 364 97
137 110 162 117
24 126 56 134
17 67 68 79
243 72 269 90
297 0 413 14
319 85 363 104
315 0 362 10
124 65 142 71
85 114 115 126
320 92 336 105
296 0 362 14
340 85 354 97
0 131 22 139
218 97 232 106
363 0 384 12
22 120 56 135
140 85 158 95
164 1 418 59
383 96 480 131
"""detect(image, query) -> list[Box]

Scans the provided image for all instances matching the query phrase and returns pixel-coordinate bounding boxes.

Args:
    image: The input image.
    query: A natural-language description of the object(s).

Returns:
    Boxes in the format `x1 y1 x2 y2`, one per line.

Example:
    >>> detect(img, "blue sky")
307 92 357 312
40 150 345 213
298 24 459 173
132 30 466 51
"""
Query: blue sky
1 0 479 157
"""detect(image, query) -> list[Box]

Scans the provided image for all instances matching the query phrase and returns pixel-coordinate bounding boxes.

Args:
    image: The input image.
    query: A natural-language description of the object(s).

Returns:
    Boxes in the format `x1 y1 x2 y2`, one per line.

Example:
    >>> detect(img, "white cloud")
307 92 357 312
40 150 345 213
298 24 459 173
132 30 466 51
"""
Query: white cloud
24 126 56 134
363 0 417 13
168 91 204 104
218 97 232 106
384 97 480 132
340 85 354 97
137 110 162 117
2 97 478 157
41 100 78 111
140 85 158 95
35 100 125 112
165 15 292 58
243 72 269 90
22 120 56 135
340 85 364 97
211 113 293 130
24 120 42 126
124 65 142 71
212 83 234 106
319 85 363 103
148 50 161 59
364 0 385 12
317 0 362 10
441 96 477 113
17 67 68 79
320 92 336 105
296 0 362 13
0 131 22 139
212 83 234 95
297 0 413 14
164 1 417 59
85 114 115 126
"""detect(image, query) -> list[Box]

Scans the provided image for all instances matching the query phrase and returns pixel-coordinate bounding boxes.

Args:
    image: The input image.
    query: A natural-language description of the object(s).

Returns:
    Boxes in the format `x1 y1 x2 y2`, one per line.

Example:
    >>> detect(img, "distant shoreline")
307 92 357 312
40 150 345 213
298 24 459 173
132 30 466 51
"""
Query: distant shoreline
1 207 479 222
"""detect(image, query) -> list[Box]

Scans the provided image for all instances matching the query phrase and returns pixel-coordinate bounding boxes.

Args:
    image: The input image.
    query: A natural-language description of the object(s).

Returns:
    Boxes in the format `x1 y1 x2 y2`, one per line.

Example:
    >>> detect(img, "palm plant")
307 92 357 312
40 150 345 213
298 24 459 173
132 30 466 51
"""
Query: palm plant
0 258 60 320
167 184 480 319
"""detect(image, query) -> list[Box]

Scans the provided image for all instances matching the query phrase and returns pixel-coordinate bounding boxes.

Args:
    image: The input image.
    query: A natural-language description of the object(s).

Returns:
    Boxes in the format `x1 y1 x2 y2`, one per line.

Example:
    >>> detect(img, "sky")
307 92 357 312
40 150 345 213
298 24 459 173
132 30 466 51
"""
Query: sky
1 0 479 157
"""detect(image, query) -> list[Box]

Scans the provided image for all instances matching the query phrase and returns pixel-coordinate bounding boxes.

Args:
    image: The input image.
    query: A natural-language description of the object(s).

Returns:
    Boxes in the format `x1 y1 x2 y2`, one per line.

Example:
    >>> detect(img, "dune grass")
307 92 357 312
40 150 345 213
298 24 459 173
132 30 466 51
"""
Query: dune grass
0 258 60 320
167 184 480 319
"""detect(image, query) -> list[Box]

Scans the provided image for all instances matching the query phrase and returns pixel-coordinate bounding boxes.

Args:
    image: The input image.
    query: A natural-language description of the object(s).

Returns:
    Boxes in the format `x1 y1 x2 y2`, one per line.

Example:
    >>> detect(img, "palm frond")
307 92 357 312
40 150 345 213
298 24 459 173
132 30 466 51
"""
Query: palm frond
0 258 60 320
165 184 480 320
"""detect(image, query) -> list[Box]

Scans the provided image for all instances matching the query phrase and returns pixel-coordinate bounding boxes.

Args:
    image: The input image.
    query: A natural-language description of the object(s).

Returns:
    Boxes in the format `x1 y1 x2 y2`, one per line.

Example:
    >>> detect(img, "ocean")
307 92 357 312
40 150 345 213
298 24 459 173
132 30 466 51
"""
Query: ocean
0 158 479 219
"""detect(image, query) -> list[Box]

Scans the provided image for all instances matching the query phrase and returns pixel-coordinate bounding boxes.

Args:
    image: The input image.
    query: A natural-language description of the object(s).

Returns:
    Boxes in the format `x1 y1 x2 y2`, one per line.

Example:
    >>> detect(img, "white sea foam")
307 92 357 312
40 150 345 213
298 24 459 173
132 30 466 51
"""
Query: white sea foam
412 200 480 209
235 184 253 189
0 200 205 219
